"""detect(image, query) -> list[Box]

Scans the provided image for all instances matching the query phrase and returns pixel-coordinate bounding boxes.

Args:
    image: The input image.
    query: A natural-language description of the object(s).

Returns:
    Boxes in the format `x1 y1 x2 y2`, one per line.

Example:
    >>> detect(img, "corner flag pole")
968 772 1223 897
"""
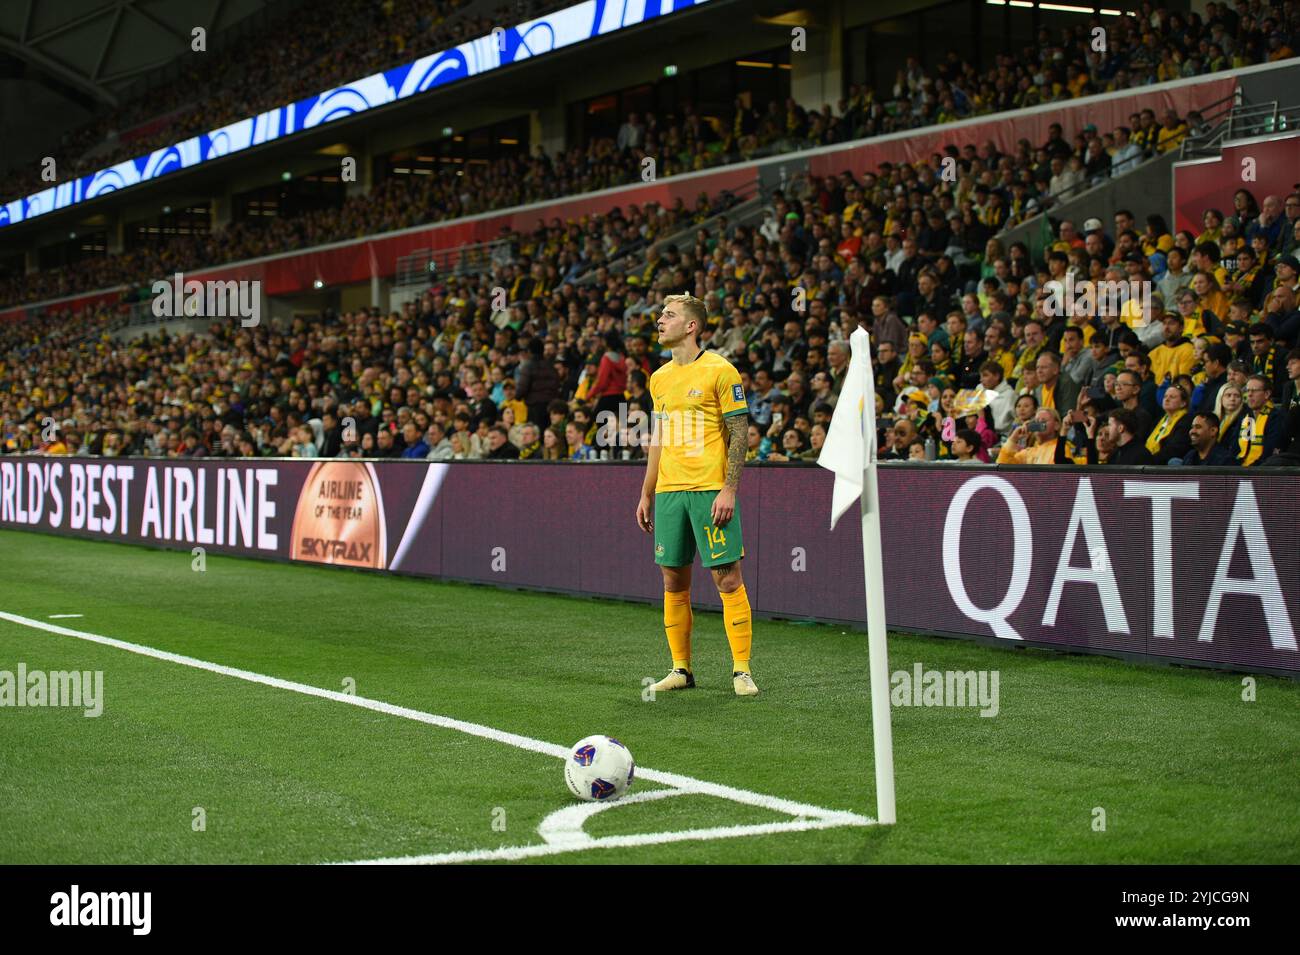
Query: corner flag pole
819 326 896 825
859 403 896 826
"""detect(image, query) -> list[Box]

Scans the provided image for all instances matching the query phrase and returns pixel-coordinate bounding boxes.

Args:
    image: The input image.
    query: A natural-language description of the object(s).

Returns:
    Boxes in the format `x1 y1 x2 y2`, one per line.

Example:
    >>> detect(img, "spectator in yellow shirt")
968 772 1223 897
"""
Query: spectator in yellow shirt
1149 313 1197 384
983 324 1017 382
1267 34 1295 62
996 408 1069 465
499 379 529 424
1189 270 1231 323
1011 319 1046 383
1155 110 1188 153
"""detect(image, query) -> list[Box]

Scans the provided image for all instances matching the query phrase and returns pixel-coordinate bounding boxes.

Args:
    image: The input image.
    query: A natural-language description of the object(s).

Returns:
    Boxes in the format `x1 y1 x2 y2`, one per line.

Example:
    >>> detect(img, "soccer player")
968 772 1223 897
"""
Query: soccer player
636 293 757 696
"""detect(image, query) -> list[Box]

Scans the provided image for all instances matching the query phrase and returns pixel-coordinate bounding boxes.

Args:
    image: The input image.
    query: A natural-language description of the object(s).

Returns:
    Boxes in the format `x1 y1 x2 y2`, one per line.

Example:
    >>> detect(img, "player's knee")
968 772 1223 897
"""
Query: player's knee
661 566 691 592
711 562 742 593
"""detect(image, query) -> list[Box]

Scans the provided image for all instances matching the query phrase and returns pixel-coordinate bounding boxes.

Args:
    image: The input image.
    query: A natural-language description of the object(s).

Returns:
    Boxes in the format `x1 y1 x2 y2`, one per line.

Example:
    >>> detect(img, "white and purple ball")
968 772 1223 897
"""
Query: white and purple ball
564 735 635 802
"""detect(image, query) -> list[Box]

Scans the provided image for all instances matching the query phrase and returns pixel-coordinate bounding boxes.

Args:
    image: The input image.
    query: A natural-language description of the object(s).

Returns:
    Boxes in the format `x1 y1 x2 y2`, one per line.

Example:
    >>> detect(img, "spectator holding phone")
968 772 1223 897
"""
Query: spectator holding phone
996 408 1068 464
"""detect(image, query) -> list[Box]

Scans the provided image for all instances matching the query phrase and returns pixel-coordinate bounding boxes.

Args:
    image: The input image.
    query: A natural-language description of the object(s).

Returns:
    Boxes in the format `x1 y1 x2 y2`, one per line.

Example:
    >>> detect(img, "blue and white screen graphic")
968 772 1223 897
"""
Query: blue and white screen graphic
0 0 710 230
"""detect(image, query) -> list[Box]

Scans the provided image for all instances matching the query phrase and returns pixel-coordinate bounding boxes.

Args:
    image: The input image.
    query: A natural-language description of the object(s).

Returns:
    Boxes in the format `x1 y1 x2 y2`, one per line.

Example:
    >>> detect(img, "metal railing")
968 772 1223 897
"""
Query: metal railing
1180 97 1300 159
119 299 210 331
985 93 1241 230
993 108 1238 243
395 249 434 288
394 239 513 292
573 178 762 287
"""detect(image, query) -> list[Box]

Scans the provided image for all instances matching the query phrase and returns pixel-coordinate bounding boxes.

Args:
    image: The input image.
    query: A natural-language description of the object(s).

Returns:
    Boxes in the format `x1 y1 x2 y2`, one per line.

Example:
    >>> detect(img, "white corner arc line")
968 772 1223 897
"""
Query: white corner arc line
538 787 688 847
0 611 876 854
345 817 867 865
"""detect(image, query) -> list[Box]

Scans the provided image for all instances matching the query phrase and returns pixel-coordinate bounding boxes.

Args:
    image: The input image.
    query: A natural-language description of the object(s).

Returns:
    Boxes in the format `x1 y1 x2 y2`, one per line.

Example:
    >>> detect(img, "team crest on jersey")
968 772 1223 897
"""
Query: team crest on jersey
655 543 665 557
732 384 745 402
687 388 703 397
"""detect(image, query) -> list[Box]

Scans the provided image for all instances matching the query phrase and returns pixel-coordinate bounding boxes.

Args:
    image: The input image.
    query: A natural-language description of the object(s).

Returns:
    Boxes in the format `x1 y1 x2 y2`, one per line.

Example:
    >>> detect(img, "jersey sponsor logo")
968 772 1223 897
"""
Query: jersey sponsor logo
732 384 745 402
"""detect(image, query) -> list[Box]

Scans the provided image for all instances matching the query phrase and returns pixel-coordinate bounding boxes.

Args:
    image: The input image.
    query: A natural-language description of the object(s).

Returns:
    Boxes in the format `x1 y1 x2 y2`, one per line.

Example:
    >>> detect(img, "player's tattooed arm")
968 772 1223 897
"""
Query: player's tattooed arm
724 415 748 490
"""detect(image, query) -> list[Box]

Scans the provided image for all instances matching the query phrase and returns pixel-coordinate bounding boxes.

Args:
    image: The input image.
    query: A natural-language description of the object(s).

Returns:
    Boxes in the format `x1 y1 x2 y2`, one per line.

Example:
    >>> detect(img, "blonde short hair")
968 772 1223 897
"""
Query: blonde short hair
663 293 707 337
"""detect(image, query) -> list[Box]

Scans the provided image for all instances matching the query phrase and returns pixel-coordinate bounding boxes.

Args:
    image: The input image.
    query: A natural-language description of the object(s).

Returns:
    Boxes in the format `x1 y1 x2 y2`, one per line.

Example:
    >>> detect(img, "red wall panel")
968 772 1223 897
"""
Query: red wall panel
1172 133 1300 233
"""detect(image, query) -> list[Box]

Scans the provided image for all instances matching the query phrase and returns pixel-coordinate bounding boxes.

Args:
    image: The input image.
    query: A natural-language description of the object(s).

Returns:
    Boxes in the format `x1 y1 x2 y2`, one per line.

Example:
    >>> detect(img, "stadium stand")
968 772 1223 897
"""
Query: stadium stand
4 0 1291 205
2 0 1296 309
4 166 1298 467
2 1 1299 471
0 102 1180 307
0 0 569 200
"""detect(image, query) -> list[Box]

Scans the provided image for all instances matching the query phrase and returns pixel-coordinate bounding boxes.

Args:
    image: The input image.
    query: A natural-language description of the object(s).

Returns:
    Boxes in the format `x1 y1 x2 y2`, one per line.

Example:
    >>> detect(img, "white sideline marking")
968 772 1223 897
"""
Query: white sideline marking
0 610 875 862
48 614 83 619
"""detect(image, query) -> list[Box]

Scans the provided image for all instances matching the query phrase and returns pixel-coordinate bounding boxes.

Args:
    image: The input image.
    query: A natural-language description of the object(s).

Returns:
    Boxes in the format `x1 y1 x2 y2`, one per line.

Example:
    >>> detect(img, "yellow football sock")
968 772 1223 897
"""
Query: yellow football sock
663 589 693 671
721 585 753 672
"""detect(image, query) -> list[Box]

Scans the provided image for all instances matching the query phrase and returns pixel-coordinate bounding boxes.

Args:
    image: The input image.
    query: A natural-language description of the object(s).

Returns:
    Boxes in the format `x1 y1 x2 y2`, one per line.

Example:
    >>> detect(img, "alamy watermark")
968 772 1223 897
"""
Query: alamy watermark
0 663 103 717
890 663 999 717
1040 276 1153 327
50 885 150 935
151 272 261 327
594 403 706 456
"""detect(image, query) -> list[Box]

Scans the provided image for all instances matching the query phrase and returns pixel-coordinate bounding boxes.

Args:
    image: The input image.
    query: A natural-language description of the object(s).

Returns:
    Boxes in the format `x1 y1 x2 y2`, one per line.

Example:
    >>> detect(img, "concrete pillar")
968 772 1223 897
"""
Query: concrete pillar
790 0 843 113
345 148 373 199
258 284 271 331
531 90 566 157
211 189 232 230
106 213 125 254
371 274 390 311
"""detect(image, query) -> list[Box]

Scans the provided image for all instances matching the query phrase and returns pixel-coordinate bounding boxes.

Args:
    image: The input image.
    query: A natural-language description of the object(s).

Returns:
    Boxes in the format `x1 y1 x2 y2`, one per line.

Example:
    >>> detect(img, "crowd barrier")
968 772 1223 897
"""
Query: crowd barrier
1 456 1296 675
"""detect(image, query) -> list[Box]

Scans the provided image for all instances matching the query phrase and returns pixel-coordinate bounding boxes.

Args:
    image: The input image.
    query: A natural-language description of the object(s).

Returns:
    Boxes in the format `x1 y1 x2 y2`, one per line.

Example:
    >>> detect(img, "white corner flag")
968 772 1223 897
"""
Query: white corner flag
818 326 896 825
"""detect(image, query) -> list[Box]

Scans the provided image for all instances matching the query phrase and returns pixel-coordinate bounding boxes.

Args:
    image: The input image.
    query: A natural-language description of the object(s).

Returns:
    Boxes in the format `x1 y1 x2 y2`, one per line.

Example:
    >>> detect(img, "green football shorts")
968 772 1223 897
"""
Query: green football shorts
653 490 745 568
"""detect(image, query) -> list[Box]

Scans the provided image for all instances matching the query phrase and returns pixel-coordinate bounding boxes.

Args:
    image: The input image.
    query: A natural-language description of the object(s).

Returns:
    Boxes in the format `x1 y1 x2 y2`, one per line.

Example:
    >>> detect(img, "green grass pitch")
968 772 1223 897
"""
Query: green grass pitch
0 528 1297 864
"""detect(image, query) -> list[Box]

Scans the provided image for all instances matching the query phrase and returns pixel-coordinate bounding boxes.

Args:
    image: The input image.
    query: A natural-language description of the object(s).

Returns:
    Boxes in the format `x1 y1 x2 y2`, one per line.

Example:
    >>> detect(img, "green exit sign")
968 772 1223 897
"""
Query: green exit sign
663 65 677 77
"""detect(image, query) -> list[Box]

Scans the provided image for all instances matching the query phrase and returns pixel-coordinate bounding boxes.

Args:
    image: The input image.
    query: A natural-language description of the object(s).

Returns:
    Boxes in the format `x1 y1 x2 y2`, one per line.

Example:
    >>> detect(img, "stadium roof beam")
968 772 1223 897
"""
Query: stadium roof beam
5 0 266 110
0 33 117 108
22 2 118 44
208 0 228 33
119 0 192 47
91 4 125 82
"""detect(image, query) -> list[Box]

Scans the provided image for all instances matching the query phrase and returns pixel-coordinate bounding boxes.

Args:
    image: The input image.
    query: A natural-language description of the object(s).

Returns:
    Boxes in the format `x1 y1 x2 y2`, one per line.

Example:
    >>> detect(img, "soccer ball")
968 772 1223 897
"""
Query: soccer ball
564 735 635 802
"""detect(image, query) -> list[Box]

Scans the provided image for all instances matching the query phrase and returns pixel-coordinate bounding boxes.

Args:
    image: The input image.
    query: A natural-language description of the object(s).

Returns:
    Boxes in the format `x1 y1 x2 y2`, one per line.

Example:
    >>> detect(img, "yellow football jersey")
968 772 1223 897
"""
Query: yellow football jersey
650 350 748 492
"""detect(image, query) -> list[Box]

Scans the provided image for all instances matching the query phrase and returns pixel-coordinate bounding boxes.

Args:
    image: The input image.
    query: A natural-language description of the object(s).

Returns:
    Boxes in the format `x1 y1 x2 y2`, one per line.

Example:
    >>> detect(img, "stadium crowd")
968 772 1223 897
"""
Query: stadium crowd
3 149 1299 468
4 0 1298 308
0 93 1206 309
0 147 733 307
